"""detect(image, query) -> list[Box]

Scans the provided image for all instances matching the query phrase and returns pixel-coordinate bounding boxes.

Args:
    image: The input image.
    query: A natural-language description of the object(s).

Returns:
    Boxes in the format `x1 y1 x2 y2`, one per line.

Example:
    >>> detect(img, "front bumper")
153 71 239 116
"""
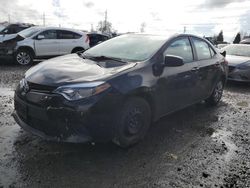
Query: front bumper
228 66 250 82
13 88 122 143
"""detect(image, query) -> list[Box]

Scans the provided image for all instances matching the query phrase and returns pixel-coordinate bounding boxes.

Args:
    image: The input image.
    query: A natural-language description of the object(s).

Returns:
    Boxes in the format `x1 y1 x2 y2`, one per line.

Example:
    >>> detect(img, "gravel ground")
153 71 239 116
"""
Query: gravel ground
0 62 249 188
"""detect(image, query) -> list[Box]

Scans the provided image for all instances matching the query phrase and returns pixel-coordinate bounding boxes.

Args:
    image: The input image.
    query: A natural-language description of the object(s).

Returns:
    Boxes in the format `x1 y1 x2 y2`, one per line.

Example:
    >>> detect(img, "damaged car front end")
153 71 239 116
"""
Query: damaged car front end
13 78 123 143
0 35 24 60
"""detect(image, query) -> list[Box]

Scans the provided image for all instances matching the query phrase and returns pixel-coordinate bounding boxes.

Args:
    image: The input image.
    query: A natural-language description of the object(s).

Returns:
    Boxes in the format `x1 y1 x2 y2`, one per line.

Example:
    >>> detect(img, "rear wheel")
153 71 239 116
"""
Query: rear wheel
71 48 84 53
15 49 33 65
205 80 224 106
113 97 151 148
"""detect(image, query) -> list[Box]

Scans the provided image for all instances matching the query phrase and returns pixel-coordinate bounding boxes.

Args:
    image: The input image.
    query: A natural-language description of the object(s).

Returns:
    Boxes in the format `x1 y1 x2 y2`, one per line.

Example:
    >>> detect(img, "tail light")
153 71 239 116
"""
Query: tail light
85 35 89 44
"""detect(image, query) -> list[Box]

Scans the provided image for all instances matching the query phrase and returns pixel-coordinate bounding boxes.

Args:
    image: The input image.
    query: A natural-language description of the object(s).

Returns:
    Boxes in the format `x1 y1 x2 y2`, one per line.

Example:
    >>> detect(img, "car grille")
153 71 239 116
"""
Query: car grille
28 82 57 93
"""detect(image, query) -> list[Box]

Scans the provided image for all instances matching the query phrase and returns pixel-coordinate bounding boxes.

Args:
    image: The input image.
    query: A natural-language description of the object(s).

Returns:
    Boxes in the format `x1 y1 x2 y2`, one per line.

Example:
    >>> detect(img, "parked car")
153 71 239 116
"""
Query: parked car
222 44 250 82
0 23 34 43
0 26 90 65
13 34 228 147
240 38 250 44
217 43 229 49
87 33 110 47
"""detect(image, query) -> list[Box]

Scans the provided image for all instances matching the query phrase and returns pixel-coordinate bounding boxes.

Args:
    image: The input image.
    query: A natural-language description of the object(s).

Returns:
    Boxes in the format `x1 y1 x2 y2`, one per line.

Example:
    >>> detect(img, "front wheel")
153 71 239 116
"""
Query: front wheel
205 80 224 106
15 49 33 65
113 97 151 148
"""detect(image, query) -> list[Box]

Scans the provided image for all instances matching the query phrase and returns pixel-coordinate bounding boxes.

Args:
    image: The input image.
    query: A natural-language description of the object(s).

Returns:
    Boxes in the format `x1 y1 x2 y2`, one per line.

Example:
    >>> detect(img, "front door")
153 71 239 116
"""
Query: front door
154 37 200 117
34 30 59 56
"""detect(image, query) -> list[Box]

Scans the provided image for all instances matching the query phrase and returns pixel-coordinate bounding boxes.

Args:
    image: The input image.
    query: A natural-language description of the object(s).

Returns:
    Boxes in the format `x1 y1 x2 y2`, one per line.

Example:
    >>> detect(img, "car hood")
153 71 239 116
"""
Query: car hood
0 34 18 43
226 55 250 66
25 54 137 86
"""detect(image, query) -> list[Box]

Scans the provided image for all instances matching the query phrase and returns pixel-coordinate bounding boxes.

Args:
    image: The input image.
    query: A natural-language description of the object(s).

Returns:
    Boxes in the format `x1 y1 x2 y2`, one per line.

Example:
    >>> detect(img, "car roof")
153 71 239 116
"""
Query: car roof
29 26 85 35
121 33 208 42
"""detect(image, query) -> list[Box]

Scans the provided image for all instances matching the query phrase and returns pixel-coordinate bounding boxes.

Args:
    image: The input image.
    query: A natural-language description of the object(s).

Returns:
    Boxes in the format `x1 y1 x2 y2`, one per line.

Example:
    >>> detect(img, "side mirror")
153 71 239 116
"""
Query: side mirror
37 35 45 40
220 50 226 57
164 55 184 67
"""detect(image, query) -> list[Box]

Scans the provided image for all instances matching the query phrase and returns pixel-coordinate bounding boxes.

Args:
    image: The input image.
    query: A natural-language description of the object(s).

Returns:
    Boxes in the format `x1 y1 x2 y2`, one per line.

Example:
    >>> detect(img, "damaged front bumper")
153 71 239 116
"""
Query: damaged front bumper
13 110 91 143
13 89 121 143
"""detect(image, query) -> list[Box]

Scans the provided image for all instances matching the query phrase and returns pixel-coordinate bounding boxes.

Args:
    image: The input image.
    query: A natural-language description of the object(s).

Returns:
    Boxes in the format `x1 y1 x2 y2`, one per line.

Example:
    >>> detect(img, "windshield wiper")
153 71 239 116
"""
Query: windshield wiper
82 55 127 63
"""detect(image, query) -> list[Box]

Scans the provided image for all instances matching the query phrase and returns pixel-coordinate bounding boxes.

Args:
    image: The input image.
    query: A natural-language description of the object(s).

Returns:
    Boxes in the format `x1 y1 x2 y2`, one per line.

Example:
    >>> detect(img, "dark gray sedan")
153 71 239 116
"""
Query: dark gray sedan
222 44 250 82
13 34 228 147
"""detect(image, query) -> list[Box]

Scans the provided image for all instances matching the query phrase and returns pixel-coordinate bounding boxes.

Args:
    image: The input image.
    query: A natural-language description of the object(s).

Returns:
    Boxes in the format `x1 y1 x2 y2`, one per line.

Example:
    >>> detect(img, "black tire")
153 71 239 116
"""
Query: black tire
15 49 33 65
71 48 84 53
112 97 151 148
205 80 224 106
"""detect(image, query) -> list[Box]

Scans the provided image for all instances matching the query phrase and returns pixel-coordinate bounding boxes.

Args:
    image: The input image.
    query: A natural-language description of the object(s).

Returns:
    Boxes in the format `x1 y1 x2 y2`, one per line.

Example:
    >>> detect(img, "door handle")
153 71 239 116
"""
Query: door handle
191 67 200 71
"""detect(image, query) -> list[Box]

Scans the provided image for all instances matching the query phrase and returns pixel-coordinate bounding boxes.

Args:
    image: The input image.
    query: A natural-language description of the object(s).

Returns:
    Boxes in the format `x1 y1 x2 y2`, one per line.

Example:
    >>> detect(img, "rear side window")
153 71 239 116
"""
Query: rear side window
164 37 193 63
193 38 212 60
58 30 81 39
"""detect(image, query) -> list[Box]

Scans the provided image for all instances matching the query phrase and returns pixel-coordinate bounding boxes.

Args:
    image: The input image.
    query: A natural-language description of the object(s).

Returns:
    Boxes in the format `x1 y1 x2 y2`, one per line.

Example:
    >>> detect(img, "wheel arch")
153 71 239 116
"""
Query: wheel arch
125 87 155 121
71 47 85 53
16 46 35 57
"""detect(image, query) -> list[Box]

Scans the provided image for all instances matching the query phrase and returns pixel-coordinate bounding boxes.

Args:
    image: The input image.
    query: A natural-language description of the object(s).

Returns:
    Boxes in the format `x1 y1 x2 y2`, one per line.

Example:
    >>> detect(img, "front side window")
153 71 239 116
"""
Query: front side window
193 38 211 60
40 30 57 39
164 37 193 63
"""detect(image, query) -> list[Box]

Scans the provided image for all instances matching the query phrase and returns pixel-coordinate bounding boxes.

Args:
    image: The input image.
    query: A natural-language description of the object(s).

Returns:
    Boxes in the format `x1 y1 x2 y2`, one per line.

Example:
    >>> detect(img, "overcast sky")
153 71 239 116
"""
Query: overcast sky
0 0 250 41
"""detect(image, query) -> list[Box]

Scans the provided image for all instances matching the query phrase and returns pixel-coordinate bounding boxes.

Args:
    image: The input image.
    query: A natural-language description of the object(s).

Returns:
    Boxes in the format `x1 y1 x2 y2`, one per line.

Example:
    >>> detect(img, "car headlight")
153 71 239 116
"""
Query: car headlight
237 61 250 70
54 81 111 101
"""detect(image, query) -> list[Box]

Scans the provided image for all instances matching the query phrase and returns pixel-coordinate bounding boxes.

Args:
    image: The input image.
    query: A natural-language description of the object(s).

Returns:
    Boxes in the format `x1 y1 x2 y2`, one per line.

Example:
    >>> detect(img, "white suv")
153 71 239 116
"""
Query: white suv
14 26 90 65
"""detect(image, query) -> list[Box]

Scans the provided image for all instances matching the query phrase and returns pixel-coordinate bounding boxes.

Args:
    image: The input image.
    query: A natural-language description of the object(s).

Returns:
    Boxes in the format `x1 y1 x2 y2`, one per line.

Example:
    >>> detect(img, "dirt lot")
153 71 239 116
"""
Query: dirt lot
0 61 249 188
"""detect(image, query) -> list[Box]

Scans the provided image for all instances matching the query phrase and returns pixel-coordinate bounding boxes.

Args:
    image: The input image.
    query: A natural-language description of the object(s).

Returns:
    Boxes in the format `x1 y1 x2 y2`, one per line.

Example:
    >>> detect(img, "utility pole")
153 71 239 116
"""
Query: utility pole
104 10 107 33
184 26 186 33
43 12 45 26
91 24 94 32
8 14 11 23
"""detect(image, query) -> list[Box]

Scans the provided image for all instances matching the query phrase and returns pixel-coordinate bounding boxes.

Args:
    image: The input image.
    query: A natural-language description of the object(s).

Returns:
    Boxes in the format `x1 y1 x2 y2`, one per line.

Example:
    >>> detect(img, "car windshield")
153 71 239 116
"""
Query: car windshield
0 25 6 33
84 34 167 61
18 27 41 38
222 45 250 57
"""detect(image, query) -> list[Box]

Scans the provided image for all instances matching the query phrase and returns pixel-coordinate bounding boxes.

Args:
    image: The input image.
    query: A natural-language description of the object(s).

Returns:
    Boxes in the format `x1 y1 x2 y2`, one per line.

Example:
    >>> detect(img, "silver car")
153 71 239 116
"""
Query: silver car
222 44 250 82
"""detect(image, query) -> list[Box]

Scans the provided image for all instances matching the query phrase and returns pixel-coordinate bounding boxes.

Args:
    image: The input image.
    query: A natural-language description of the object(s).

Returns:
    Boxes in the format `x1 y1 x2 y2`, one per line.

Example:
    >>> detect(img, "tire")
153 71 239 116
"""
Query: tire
15 49 33 65
112 97 151 148
205 80 224 106
72 48 84 53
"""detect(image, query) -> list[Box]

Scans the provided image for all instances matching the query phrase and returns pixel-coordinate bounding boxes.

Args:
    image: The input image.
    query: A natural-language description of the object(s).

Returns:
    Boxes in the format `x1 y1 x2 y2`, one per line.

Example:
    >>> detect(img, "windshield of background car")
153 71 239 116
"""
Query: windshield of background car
0 25 6 33
223 45 250 57
18 27 41 38
84 34 167 61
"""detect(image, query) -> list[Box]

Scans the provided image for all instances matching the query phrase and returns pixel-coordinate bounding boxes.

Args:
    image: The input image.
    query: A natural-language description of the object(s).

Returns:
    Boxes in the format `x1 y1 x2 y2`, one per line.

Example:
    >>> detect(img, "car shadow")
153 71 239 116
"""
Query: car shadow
225 81 250 93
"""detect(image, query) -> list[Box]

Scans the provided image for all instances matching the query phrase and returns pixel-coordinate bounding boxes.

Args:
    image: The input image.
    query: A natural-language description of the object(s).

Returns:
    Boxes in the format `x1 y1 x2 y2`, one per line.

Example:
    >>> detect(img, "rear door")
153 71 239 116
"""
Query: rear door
57 30 82 55
191 37 221 99
155 37 200 116
34 30 59 56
